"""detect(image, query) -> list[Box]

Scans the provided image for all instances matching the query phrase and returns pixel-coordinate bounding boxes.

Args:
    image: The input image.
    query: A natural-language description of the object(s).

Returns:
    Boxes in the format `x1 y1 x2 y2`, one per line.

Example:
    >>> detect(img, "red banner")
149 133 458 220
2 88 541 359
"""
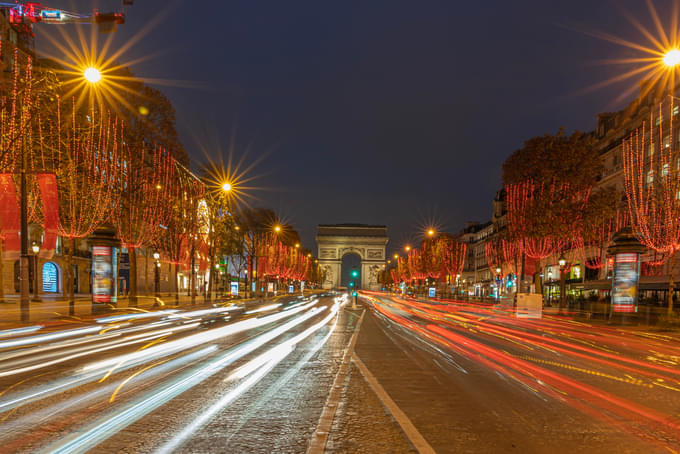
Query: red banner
37 173 59 259
0 174 20 260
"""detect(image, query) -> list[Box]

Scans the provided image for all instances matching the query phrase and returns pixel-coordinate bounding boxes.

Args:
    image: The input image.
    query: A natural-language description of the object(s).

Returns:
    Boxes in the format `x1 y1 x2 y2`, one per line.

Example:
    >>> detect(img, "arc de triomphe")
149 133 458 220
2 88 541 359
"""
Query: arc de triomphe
316 224 388 290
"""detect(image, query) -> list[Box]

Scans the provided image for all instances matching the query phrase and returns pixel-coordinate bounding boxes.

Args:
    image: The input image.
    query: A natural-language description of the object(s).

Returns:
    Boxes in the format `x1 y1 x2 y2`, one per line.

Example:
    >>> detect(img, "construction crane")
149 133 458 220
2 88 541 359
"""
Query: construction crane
1 1 133 36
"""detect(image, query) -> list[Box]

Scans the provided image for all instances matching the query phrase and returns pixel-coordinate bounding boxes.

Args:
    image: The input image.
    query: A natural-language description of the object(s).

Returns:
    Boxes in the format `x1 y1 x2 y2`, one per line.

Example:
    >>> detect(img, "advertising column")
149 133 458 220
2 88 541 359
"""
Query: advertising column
611 253 640 314
88 226 121 314
607 227 646 323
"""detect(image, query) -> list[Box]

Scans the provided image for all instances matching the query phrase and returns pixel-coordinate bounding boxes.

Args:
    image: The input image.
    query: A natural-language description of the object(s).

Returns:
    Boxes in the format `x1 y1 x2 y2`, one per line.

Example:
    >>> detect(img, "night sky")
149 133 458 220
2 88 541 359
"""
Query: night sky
40 1 658 254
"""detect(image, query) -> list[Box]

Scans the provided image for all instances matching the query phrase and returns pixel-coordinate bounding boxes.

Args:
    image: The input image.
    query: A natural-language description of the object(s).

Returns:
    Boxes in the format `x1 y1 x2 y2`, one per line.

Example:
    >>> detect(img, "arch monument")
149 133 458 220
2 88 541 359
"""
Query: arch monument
316 224 388 290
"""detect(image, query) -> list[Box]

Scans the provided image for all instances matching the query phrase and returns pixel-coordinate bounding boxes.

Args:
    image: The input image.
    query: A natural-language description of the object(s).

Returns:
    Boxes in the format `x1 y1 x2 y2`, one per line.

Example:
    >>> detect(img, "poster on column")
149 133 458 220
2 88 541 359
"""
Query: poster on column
230 281 239 296
92 246 114 303
612 253 639 313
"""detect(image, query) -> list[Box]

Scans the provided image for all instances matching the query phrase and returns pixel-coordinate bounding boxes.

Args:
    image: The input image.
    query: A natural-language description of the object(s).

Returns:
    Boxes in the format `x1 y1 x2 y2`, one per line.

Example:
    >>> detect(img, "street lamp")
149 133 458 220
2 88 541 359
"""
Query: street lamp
558 255 567 268
548 269 554 305
427 228 435 237
31 242 40 302
663 49 680 67
221 181 232 193
84 67 102 83
404 245 411 252
153 251 161 297
558 254 567 312
393 253 399 260
274 225 281 233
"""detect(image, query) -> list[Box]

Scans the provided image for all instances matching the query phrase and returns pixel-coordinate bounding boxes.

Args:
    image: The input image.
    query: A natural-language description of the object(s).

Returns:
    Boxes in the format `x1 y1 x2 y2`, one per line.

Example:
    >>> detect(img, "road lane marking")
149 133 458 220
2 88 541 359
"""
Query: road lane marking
307 308 365 454
351 352 436 454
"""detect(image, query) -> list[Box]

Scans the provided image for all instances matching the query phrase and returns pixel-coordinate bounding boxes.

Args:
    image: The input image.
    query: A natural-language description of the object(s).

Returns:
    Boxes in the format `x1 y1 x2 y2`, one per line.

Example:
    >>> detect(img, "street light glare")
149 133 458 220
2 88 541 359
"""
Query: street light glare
664 49 680 67
427 228 435 236
84 67 102 83
221 182 232 192
274 225 281 232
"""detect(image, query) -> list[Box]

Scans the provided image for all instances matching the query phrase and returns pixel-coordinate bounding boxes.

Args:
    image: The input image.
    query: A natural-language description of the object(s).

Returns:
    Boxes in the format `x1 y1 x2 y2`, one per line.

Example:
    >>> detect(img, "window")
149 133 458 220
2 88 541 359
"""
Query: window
662 163 670 177
664 135 670 148
674 105 679 116
647 170 654 186
656 115 662 126
649 142 655 157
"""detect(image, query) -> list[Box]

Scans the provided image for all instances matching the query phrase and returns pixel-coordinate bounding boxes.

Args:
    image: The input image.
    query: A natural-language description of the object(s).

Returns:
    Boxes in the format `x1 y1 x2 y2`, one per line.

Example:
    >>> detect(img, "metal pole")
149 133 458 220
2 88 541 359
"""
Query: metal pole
32 254 41 302
20 165 30 322
154 261 160 297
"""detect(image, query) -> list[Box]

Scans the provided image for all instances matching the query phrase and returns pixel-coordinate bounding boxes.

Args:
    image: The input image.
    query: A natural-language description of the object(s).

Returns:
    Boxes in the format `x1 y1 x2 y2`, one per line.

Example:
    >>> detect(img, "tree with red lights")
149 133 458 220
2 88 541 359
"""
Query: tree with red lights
623 100 680 316
158 165 204 304
56 104 123 313
503 130 601 293
441 237 467 280
113 144 174 305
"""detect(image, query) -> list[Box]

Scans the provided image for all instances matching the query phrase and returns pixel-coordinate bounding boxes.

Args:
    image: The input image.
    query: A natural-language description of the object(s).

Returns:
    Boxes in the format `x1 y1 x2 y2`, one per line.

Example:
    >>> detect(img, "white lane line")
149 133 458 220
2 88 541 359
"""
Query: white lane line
351 352 436 454
307 309 365 454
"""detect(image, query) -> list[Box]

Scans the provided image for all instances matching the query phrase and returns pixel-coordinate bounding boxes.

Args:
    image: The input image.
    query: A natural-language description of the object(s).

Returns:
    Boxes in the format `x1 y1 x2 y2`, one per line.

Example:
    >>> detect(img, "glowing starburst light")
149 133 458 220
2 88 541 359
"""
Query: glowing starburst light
83 67 101 83
664 48 680 67
581 2 680 103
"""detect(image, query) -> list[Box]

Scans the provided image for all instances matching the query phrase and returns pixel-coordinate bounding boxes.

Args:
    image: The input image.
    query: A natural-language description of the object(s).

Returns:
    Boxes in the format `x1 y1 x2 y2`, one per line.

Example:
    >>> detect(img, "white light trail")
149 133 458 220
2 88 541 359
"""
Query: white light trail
45 307 323 454
0 325 42 338
95 310 179 324
82 299 318 374
0 326 102 350
0 346 218 439
0 330 176 377
158 302 340 452
244 303 282 315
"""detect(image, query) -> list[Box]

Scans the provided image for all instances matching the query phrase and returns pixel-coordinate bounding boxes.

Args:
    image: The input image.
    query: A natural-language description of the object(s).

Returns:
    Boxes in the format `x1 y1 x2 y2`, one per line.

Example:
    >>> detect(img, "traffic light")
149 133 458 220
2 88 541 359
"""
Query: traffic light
349 282 354 287
352 291 357 297
351 269 359 278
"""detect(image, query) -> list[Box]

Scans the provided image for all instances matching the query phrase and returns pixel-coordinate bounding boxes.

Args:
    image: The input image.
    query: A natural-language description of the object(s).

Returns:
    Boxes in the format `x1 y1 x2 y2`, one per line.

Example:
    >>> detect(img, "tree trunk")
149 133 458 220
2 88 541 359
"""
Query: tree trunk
0 241 5 302
190 245 196 305
559 270 566 314
520 252 526 293
68 238 75 315
144 249 149 296
129 247 137 306
174 263 180 305
668 251 676 318
207 242 214 303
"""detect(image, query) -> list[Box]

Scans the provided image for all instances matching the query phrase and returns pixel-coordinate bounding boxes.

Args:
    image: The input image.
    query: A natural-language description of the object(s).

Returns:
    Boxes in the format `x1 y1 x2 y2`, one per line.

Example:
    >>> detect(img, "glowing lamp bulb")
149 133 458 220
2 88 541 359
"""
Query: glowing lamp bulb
664 49 680 67
221 182 232 192
84 67 102 83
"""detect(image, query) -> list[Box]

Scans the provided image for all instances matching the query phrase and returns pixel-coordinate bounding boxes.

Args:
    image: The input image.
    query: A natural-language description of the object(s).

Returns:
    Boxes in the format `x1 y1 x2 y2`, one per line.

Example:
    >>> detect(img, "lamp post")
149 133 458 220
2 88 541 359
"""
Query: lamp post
547 270 553 305
31 242 41 302
558 254 567 313
495 266 502 299
153 252 160 297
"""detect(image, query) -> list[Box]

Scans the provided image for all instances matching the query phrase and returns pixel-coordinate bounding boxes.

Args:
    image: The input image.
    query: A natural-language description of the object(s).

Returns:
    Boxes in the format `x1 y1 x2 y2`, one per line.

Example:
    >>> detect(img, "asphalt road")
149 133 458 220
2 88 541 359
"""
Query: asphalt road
1 292 680 453
0 293 359 453
355 292 680 453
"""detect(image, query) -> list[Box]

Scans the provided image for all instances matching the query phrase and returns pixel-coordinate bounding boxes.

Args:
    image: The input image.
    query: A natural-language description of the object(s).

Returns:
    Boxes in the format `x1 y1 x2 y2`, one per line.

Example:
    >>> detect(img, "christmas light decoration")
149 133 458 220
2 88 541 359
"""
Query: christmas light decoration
113 143 175 304
623 98 680 315
582 210 629 270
